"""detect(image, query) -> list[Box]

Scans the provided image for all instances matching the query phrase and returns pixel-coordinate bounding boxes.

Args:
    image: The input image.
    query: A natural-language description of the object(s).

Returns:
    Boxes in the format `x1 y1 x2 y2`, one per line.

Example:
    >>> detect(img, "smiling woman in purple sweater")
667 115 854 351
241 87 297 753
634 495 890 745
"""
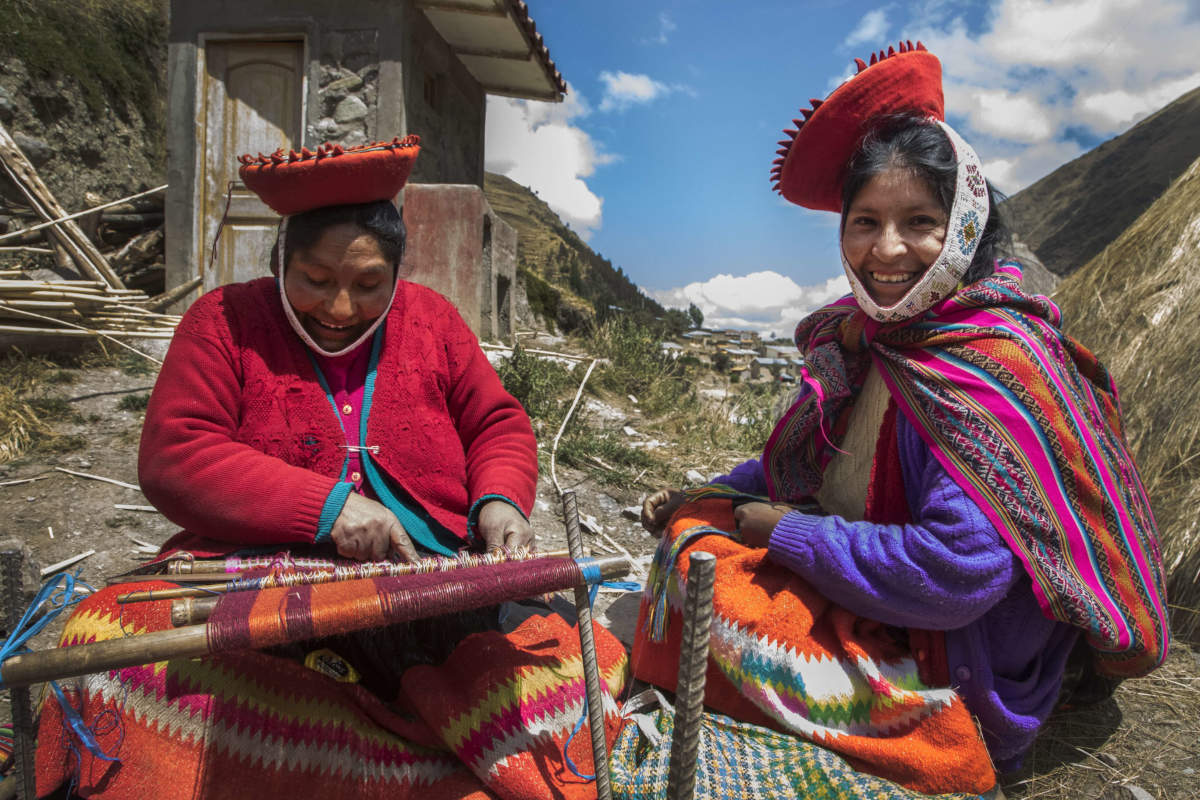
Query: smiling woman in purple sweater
643 44 1167 775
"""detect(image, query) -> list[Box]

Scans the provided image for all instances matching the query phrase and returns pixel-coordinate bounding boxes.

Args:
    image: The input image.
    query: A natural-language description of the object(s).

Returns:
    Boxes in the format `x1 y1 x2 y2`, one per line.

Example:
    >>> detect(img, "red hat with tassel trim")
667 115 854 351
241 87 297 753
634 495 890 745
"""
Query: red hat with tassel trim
770 42 942 212
237 136 421 216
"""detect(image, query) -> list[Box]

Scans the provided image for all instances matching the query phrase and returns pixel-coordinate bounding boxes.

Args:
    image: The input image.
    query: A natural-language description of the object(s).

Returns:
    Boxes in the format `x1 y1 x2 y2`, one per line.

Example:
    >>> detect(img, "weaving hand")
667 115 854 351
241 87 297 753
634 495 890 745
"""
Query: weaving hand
641 488 685 536
477 499 534 553
331 492 419 561
733 501 795 548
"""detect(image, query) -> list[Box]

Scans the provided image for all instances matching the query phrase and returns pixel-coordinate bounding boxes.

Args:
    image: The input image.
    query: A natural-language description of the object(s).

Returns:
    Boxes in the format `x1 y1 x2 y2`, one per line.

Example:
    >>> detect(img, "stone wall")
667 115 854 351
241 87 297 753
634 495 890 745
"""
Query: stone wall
309 29 379 148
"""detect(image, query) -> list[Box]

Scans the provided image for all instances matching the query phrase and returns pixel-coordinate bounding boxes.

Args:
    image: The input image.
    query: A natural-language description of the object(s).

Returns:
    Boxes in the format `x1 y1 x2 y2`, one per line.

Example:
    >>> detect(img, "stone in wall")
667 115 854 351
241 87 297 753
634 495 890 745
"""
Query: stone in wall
309 28 379 147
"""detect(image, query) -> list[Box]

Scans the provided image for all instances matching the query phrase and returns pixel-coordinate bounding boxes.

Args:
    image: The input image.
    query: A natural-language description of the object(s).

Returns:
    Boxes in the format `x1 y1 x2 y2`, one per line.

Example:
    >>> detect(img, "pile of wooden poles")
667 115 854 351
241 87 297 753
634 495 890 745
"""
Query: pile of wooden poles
0 275 180 340
0 120 187 344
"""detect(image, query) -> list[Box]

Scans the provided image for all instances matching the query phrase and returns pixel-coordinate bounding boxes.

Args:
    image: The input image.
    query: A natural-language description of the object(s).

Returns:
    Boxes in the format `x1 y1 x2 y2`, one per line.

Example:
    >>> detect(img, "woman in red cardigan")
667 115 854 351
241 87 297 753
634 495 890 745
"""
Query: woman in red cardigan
35 141 565 800
140 137 538 563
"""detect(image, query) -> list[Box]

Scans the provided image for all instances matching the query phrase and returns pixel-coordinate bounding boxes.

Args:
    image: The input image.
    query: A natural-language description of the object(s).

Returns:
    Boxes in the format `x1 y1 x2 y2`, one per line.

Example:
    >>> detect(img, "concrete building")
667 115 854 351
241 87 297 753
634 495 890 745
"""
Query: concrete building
165 0 565 340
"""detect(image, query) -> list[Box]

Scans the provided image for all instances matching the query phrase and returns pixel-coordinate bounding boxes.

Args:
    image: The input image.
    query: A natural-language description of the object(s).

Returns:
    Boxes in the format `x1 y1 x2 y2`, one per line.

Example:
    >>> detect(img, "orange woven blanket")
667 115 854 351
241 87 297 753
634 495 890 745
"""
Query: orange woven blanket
630 497 996 796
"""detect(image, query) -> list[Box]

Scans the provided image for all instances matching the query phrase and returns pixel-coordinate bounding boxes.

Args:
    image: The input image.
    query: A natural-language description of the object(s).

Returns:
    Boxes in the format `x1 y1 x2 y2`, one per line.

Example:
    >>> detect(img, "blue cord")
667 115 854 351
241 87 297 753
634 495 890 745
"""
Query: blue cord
0 570 92 687
0 570 120 764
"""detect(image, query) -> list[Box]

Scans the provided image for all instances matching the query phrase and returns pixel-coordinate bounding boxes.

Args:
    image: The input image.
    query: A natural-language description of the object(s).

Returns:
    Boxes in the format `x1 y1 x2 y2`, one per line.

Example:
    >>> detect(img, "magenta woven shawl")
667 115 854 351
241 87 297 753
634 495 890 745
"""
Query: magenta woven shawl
763 263 1168 678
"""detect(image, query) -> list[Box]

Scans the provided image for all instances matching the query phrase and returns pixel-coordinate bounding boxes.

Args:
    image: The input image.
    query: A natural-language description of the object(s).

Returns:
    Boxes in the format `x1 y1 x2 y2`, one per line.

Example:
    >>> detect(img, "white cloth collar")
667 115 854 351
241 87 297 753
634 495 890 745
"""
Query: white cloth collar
275 216 399 358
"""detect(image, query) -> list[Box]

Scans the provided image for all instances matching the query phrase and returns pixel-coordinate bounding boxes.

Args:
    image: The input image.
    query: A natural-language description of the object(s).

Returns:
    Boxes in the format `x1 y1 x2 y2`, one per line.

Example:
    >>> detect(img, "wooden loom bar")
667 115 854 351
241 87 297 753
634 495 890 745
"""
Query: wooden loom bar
0 555 631 689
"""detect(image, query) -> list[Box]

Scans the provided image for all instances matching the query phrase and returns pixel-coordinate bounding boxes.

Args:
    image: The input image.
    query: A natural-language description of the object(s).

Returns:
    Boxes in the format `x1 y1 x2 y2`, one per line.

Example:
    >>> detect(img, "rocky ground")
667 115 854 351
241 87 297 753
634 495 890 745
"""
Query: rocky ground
1 339 1198 799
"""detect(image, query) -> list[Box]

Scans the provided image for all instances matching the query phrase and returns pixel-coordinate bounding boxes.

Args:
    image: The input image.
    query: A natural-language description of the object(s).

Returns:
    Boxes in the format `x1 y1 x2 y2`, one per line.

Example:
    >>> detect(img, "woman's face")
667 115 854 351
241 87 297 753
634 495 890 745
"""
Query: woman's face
841 167 948 308
283 223 394 352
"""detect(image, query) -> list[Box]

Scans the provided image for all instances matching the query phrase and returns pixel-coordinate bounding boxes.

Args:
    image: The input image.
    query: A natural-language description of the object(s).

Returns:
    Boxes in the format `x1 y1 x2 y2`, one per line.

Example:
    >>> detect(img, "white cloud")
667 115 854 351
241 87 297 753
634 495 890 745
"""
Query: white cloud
648 271 850 335
598 71 686 112
485 87 617 239
907 0 1200 190
844 9 890 49
642 12 677 45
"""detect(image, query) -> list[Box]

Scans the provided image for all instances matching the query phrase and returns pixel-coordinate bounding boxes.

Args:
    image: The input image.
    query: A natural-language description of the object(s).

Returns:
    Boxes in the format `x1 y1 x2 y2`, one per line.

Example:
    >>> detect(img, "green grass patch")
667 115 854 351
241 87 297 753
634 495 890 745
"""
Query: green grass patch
117 393 150 412
27 396 83 423
495 343 575 421
38 433 88 454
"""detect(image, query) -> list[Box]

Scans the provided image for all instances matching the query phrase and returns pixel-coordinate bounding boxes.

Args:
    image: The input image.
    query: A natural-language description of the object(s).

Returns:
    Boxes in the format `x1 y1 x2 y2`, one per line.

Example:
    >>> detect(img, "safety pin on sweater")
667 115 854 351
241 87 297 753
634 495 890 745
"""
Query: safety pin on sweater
340 445 380 454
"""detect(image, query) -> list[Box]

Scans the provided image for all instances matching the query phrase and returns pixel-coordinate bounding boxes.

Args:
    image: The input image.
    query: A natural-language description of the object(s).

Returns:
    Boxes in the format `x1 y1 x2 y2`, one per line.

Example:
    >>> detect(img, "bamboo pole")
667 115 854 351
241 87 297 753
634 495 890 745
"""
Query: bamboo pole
0 121 124 287
143 275 202 312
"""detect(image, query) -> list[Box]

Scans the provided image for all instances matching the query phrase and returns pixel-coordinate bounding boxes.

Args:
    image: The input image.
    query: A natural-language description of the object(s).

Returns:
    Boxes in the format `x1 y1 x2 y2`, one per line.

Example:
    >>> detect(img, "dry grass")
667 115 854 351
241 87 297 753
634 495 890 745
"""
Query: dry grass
1053 155 1200 642
1002 642 1200 799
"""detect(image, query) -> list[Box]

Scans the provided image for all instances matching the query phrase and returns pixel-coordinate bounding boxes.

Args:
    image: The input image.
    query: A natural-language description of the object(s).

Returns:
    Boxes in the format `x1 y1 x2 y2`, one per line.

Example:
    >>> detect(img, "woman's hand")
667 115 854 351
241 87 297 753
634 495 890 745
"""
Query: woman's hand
641 488 685 536
477 500 535 554
733 502 793 549
330 492 419 562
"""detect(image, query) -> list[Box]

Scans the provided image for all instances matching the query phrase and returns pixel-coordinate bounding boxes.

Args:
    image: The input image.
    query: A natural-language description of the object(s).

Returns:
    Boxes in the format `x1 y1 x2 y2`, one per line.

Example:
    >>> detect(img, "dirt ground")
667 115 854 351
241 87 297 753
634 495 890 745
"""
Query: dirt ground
2 346 1198 799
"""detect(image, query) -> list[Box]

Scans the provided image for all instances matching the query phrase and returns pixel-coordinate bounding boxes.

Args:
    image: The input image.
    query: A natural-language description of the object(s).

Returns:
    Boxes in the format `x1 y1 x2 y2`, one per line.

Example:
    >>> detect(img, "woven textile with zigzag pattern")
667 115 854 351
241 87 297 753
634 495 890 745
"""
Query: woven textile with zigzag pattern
630 496 997 797
35 582 628 800
763 263 1168 678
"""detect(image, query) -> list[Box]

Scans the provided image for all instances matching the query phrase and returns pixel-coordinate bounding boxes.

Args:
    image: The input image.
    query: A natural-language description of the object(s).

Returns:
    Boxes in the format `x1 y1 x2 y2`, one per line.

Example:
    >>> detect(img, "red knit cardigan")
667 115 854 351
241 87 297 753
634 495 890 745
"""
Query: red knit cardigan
139 277 538 555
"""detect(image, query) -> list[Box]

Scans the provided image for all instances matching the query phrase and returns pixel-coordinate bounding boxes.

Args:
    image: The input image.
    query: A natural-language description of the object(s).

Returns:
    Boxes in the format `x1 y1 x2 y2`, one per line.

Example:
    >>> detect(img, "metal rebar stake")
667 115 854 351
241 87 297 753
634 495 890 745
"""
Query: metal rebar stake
666 550 717 800
561 490 613 800
1 538 37 800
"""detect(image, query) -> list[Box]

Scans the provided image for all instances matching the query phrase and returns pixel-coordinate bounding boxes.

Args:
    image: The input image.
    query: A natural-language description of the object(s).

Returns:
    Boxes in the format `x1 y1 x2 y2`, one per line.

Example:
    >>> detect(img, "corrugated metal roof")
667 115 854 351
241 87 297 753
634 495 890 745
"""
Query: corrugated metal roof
416 0 566 101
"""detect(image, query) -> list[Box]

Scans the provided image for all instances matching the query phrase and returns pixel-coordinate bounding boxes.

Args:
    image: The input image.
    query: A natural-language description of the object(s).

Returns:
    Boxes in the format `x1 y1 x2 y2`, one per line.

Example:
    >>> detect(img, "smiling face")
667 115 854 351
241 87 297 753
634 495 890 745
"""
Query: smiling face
282 223 395 352
841 167 949 309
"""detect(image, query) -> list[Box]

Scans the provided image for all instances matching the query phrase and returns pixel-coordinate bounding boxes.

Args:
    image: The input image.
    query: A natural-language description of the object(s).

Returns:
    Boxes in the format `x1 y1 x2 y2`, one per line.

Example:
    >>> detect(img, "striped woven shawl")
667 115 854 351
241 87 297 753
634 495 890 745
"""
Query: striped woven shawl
763 263 1168 677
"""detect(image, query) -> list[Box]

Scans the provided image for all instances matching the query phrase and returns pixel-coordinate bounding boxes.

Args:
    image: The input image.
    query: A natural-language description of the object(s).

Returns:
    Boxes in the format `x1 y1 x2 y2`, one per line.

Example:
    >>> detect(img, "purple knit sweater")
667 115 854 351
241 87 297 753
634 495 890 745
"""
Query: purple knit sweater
717 413 1079 771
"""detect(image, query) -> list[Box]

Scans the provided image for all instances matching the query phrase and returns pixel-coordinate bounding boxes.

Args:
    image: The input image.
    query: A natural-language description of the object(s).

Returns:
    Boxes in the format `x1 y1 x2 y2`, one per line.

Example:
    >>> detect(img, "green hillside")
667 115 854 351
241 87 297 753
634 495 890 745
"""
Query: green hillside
483 172 663 330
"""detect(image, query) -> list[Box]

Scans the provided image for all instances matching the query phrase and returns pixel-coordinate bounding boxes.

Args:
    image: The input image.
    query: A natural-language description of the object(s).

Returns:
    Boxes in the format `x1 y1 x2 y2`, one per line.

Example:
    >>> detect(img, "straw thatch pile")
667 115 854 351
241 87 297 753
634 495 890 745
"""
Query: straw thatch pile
1052 154 1200 641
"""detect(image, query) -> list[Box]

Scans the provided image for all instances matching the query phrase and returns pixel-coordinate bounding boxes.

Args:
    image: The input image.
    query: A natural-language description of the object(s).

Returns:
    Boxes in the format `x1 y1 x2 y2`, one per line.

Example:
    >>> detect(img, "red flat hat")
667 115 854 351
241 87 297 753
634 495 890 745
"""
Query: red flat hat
771 42 943 212
238 136 421 216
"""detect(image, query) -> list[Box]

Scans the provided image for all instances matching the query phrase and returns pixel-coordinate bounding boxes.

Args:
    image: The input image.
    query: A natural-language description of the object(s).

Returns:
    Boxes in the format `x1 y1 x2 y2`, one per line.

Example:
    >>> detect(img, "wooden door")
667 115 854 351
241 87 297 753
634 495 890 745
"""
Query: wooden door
200 40 304 290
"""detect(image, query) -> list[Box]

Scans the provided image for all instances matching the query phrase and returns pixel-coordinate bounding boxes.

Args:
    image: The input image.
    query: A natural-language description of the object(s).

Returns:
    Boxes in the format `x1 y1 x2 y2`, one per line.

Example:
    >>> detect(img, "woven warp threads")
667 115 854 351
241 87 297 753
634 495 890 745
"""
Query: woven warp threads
207 556 585 652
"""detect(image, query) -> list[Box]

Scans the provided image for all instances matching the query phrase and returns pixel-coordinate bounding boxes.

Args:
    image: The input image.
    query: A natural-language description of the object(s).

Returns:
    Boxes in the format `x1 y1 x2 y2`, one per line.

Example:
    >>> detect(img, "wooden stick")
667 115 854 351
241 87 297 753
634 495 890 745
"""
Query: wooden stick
562 490 614 800
106 572 239 586
0 246 53 254
0 186 166 244
666 551 717 800
0 474 48 487
39 549 97 577
0 324 173 339
54 466 140 491
550 358 598 495
142 275 202 312
122 548 575 602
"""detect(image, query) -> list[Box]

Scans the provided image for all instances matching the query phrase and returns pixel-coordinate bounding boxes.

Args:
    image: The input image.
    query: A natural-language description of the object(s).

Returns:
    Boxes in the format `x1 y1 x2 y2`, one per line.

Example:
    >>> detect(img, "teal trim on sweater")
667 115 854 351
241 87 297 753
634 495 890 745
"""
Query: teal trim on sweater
316 482 355 543
359 330 460 557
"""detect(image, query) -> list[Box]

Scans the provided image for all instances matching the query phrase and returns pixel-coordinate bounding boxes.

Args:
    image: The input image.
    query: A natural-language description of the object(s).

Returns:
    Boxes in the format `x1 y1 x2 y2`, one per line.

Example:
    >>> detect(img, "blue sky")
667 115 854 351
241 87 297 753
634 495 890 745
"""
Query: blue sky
484 0 1200 334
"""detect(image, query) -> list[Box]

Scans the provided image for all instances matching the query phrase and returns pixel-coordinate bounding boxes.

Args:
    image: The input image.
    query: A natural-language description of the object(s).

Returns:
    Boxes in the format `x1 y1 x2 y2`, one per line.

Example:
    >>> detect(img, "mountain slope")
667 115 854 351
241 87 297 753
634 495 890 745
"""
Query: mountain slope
1052 153 1200 640
483 172 663 331
1004 85 1200 276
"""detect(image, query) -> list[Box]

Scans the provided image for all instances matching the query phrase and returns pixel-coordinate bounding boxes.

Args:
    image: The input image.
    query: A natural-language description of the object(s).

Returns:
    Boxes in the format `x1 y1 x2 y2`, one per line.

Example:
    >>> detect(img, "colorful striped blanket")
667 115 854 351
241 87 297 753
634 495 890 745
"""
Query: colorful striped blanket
764 264 1168 677
35 582 627 800
630 496 997 797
